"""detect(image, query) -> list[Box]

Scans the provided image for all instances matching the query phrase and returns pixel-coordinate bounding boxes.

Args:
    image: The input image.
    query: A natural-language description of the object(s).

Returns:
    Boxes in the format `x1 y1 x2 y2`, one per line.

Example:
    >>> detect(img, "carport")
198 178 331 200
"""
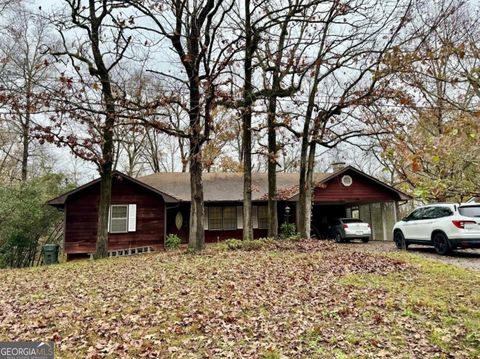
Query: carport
307 167 411 240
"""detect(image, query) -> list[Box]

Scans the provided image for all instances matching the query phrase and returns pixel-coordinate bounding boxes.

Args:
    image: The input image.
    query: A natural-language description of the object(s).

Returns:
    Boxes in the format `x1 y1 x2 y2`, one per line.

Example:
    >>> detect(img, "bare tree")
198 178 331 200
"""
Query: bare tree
259 0 311 238
127 0 237 251
41 0 136 258
296 0 412 238
0 7 53 181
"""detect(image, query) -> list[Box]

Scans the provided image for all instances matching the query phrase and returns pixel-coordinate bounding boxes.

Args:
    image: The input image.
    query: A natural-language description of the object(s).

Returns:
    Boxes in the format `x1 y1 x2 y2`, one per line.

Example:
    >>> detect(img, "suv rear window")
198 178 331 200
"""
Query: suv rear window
459 205 480 217
341 218 363 223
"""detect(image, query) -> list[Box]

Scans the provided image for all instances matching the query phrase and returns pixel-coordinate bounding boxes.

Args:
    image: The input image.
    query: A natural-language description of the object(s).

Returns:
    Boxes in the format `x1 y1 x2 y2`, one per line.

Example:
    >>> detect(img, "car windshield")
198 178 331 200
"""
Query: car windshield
459 205 480 217
341 218 363 223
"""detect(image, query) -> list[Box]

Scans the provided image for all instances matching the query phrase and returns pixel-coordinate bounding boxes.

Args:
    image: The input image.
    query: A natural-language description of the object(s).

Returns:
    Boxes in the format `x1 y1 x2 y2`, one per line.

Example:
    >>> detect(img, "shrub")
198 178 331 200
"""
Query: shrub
221 239 244 251
288 233 301 241
221 238 266 251
165 234 181 250
257 237 274 242
0 174 69 268
280 222 297 239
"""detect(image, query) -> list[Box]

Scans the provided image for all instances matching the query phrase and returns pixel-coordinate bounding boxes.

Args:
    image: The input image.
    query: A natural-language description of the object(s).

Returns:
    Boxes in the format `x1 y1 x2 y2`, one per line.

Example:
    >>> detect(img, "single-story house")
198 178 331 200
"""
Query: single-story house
48 165 411 260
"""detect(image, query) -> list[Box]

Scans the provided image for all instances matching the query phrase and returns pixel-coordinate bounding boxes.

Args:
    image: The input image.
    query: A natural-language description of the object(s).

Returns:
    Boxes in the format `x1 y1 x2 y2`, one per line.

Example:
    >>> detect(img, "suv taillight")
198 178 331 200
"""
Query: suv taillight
343 224 348 229
452 220 476 229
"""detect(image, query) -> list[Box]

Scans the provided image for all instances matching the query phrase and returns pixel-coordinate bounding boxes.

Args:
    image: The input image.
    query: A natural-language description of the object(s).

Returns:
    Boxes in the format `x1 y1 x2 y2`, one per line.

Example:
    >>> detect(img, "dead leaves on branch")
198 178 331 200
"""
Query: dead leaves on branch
0 242 478 358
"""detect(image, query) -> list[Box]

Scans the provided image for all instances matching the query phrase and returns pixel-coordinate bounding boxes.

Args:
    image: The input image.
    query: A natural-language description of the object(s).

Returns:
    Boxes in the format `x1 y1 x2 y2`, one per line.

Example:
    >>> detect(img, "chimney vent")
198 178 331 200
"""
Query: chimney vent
331 162 346 172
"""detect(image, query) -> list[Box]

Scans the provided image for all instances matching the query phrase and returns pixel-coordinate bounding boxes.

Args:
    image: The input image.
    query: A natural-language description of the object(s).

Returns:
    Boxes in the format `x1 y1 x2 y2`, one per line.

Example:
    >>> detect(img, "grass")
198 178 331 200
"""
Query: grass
0 240 478 358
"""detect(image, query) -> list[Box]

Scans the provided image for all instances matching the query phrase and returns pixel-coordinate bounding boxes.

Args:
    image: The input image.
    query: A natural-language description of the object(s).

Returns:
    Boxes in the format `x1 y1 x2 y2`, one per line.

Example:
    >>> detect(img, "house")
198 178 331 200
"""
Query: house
48 165 410 260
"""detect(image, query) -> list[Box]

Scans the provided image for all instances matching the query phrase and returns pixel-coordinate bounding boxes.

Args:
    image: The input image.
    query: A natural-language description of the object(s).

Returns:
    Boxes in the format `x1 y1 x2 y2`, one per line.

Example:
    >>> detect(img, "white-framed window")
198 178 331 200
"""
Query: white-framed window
207 206 238 230
257 205 268 229
110 205 128 233
109 204 137 233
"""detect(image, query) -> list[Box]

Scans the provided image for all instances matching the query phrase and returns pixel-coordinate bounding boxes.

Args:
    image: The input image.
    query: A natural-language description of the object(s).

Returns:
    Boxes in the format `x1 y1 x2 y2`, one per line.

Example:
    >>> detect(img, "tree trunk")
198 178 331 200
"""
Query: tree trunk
298 133 310 239
298 104 316 239
242 0 253 241
267 96 278 238
297 46 324 238
187 74 205 251
95 165 112 258
94 89 115 260
189 149 205 251
21 116 29 181
88 1 117 259
95 96 115 259
297 111 316 239
21 89 31 181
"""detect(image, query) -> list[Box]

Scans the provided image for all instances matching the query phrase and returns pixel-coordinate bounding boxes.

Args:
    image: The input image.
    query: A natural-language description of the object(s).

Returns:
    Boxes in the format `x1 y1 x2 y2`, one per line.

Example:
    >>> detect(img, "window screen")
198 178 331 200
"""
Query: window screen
110 205 128 233
208 207 223 230
257 206 268 229
223 207 237 230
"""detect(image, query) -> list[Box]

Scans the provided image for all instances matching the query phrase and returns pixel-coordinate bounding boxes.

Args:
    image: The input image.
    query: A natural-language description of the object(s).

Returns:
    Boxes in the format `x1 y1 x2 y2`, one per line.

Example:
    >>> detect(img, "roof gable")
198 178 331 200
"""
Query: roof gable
48 171 178 207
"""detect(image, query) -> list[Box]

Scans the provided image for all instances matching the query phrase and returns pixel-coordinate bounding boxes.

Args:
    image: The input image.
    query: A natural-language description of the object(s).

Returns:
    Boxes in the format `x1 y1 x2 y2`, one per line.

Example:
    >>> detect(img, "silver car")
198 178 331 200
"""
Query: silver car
329 218 372 243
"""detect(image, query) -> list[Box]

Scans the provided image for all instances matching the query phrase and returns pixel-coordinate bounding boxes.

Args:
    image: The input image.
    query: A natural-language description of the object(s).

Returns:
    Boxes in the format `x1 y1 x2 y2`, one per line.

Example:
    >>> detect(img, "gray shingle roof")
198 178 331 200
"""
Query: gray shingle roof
139 172 331 202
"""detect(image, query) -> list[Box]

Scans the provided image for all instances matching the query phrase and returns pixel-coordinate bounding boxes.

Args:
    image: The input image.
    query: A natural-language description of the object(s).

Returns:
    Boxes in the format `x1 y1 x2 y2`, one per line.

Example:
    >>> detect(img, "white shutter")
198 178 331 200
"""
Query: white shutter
204 207 209 230
107 206 111 232
252 206 258 229
237 206 243 229
128 204 137 232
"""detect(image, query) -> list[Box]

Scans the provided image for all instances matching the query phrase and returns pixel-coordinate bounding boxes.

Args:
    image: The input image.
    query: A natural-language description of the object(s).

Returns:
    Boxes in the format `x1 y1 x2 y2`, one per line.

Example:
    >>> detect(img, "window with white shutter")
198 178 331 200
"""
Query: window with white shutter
109 205 128 233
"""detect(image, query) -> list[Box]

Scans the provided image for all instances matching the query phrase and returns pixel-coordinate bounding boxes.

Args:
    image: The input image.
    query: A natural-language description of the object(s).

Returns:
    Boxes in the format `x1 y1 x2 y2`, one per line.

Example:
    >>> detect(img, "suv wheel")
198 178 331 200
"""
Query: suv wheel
361 237 369 243
335 233 344 243
394 231 407 249
433 232 451 255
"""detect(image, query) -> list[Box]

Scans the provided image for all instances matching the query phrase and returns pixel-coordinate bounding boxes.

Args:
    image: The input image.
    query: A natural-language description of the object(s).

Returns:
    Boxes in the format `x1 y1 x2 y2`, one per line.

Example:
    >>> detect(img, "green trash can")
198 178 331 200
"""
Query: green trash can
43 244 60 265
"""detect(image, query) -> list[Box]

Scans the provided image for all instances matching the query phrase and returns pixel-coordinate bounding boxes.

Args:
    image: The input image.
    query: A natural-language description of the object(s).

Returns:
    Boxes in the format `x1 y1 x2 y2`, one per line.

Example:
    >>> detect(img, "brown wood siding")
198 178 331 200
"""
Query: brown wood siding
314 170 398 204
65 177 165 255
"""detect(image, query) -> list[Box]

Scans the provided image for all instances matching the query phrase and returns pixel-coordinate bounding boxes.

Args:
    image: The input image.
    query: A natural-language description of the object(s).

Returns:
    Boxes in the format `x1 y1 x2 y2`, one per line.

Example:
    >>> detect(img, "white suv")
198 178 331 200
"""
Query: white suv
392 203 480 255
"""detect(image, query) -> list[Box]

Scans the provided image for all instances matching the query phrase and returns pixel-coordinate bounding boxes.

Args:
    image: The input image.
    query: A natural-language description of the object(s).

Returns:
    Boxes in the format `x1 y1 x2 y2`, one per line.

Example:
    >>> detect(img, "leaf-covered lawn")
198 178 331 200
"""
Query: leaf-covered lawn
0 241 479 358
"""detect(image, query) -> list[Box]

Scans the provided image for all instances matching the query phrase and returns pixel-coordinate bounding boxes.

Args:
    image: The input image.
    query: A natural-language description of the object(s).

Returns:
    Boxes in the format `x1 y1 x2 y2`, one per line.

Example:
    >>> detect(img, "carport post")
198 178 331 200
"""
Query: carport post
381 203 388 241
369 203 374 240
393 201 399 222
